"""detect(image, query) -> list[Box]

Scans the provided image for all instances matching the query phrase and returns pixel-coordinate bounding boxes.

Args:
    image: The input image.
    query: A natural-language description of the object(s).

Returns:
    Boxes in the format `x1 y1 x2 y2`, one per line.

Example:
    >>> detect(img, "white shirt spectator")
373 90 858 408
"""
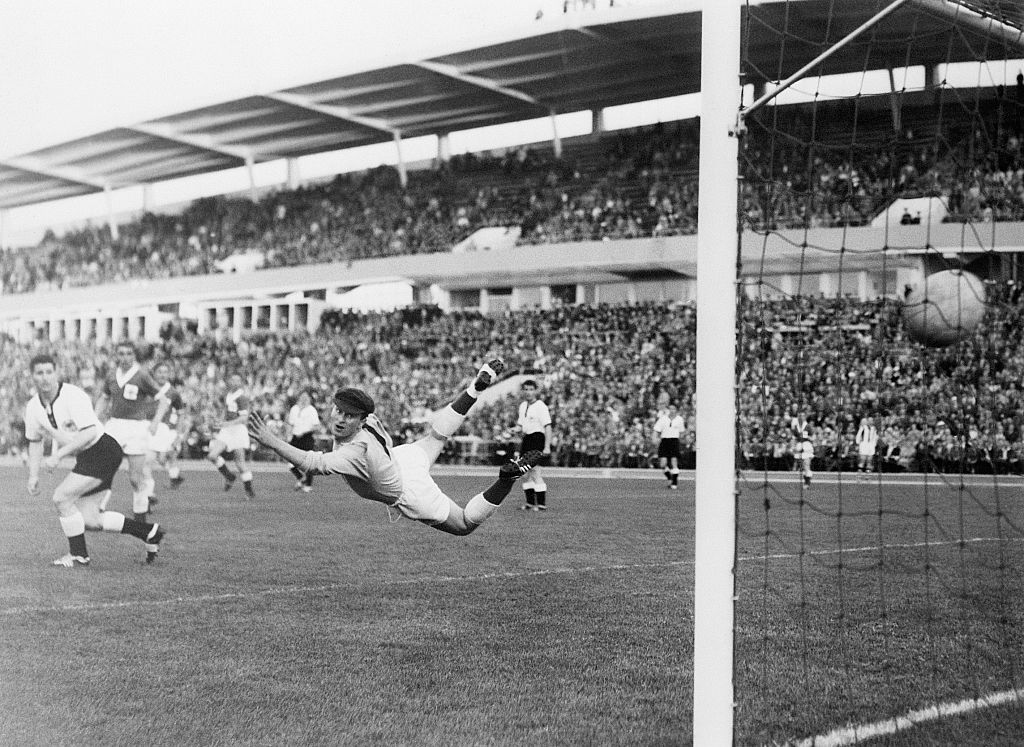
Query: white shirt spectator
653 412 685 440
856 421 878 456
288 403 321 437
518 399 551 435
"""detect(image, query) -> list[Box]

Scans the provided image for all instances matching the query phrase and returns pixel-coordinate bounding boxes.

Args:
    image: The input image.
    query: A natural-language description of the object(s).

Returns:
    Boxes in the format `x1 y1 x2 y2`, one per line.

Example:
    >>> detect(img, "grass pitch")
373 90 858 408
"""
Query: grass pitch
0 467 690 746
1 465 1022 745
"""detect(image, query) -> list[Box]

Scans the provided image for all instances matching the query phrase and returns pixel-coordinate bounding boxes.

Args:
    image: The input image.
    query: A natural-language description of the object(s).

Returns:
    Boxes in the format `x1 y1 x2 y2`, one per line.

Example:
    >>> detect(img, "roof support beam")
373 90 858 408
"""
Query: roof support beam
0 156 110 190
741 0 913 121
262 92 398 136
414 60 549 111
909 0 1024 54
127 123 252 163
393 132 407 188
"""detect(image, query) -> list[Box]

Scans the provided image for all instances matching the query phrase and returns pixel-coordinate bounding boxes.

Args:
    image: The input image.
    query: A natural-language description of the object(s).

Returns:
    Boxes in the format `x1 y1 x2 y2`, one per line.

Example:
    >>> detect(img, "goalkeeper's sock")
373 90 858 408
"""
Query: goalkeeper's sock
121 517 154 541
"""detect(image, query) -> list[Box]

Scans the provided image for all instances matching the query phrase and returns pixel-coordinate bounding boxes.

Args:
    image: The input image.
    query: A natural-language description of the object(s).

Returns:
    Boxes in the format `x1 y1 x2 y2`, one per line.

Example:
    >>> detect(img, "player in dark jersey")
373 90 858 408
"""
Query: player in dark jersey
151 362 186 489
207 372 256 498
96 341 170 521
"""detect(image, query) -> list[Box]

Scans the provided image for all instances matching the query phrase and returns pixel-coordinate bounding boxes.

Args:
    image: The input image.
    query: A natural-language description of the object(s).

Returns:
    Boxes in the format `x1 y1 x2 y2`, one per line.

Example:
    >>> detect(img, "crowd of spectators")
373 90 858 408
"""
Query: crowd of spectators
4 286 1024 474
4 92 1024 295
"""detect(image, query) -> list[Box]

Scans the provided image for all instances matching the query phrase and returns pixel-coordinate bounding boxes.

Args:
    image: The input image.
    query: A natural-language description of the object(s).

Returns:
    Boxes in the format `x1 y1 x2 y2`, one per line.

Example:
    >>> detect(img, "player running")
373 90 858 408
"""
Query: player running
207 372 256 498
25 353 166 567
247 359 542 535
150 361 186 490
96 341 169 521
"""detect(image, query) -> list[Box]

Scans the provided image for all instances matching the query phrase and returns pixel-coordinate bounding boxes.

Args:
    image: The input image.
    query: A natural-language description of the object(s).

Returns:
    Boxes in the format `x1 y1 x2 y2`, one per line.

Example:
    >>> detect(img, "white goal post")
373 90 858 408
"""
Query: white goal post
693 1 741 744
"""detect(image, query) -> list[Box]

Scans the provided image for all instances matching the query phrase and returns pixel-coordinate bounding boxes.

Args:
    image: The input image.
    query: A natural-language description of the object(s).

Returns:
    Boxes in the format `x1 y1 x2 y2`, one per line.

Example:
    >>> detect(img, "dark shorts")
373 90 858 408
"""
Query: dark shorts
658 438 681 459
521 432 547 454
289 432 316 451
73 433 124 491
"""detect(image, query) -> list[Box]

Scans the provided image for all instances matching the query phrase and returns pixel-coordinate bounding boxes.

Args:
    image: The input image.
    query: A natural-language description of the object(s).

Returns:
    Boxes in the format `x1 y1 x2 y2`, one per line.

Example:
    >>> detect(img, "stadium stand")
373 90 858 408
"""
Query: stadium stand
3 91 1024 296
6 285 1024 474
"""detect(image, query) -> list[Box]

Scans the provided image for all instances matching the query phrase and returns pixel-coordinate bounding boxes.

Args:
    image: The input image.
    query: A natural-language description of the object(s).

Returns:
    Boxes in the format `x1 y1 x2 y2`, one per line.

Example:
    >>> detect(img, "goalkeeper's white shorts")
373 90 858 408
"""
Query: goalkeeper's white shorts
214 424 250 453
390 443 450 524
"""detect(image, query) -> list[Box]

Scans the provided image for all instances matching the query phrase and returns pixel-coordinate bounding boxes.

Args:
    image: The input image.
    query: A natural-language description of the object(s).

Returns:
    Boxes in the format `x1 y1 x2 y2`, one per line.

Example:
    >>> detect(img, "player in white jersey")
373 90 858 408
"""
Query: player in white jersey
286 390 321 492
247 359 543 535
516 379 553 511
24 353 165 567
798 433 815 487
856 416 878 477
653 403 686 489
207 372 256 498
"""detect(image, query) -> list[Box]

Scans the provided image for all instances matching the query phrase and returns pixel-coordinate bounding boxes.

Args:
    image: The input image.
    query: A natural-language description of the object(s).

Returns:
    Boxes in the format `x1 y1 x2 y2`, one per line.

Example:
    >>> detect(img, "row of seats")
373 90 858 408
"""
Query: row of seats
4 288 1024 471
3 92 1023 295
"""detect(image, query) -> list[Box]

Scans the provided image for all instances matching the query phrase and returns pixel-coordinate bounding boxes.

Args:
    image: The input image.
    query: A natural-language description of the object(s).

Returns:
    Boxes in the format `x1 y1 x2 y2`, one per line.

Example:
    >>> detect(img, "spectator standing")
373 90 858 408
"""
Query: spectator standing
799 433 815 487
286 390 321 492
516 378 553 511
653 403 686 490
856 416 879 478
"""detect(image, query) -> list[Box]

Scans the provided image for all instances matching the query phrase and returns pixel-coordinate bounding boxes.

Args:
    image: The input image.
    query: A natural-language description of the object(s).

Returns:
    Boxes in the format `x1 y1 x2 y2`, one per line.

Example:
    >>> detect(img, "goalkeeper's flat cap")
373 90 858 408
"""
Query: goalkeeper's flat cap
334 387 375 415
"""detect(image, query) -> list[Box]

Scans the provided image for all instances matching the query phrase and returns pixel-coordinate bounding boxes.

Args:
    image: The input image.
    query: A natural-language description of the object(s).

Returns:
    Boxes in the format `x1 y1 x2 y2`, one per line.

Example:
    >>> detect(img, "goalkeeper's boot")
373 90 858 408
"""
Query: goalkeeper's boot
53 553 90 568
499 450 544 481
145 525 166 565
473 359 505 392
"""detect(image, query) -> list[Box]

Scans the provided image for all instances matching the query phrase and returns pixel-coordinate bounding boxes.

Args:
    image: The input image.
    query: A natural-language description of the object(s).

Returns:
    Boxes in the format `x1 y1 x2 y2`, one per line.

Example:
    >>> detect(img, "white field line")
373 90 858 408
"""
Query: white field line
792 687 1024 747
2 535 1020 617
0 560 693 616
756 535 1024 562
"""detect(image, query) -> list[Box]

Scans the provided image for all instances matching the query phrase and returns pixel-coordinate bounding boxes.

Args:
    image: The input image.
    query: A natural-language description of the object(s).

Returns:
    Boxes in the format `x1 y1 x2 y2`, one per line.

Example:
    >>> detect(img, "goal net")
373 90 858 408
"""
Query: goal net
728 1 1024 743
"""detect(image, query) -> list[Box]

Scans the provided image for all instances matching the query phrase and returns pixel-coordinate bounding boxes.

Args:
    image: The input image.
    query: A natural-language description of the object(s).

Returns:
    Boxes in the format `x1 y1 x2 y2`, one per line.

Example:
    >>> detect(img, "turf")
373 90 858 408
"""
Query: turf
0 466 1021 745
0 468 690 746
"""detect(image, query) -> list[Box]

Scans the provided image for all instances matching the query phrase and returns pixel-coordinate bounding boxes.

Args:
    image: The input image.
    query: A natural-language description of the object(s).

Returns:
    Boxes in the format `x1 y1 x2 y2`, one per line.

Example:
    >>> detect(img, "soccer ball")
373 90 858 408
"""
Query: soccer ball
901 269 986 347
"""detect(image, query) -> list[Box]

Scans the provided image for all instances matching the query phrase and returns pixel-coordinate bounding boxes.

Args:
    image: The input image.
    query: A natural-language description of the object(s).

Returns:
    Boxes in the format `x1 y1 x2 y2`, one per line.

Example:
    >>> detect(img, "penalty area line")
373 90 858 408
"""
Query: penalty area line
793 687 1024 747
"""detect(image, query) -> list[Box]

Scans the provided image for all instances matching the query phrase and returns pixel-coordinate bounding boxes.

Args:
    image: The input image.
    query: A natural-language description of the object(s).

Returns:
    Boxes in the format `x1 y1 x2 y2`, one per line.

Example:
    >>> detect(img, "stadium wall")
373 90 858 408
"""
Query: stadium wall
3 221 1023 343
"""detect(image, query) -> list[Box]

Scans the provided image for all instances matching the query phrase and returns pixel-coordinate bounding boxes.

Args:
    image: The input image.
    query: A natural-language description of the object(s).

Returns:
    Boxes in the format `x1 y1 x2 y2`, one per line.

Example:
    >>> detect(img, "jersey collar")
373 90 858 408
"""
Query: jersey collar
116 364 139 388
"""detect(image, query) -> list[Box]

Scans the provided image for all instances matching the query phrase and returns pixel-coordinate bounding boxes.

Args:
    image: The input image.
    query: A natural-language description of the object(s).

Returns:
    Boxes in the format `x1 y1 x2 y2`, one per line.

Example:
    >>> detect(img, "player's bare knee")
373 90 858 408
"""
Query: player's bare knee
444 520 476 536
51 490 78 517
79 503 102 530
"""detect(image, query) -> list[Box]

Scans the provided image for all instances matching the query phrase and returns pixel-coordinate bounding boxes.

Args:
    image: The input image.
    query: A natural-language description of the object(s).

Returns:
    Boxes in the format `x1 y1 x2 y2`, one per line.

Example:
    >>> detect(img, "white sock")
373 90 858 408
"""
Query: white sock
464 493 499 527
97 489 112 511
168 465 180 479
132 490 149 515
100 512 126 532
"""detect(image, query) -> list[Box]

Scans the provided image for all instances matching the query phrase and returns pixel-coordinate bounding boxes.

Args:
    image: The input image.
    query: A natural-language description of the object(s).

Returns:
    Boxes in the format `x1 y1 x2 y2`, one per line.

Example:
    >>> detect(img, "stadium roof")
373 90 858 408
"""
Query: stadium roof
0 0 1021 210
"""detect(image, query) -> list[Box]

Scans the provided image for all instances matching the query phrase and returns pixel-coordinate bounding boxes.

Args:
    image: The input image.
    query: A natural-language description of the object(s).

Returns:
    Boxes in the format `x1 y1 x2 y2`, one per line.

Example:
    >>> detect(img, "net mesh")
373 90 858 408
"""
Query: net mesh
734 1 1024 742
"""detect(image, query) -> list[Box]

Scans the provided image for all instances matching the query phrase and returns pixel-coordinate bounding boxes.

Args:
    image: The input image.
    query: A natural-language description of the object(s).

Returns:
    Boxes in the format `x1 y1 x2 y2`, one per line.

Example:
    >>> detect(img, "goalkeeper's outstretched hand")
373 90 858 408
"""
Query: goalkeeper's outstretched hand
247 411 273 445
